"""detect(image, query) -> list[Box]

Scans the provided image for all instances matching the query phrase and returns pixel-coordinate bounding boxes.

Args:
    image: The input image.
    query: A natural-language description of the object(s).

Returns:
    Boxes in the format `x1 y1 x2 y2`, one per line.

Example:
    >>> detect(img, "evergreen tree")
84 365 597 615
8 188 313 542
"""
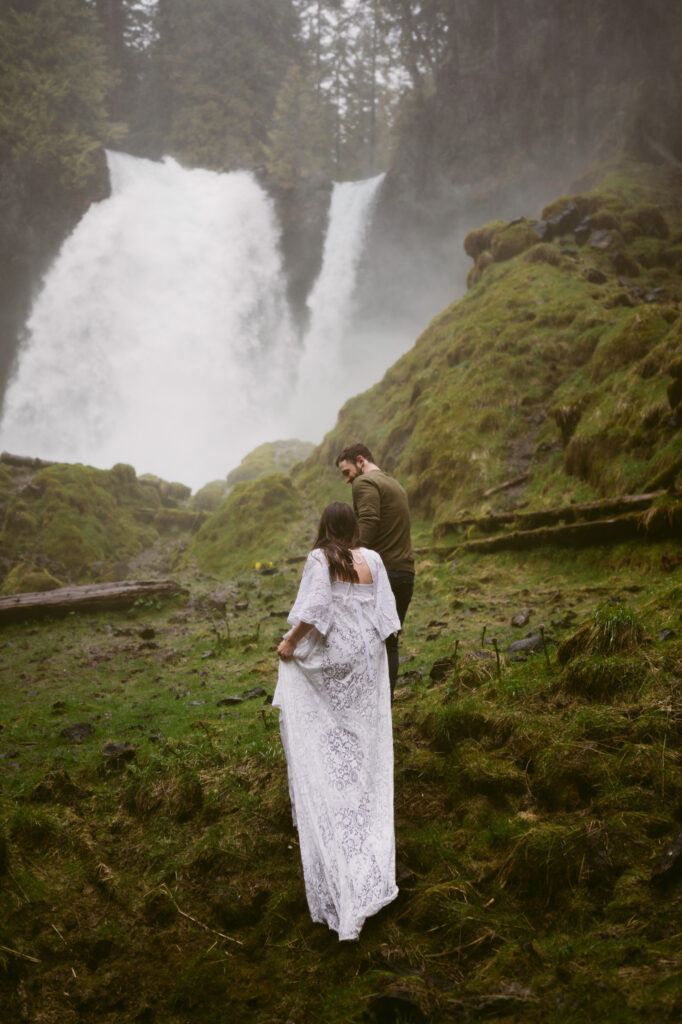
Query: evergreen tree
146 0 300 169
92 0 155 142
0 0 122 192
293 0 402 178
265 63 332 189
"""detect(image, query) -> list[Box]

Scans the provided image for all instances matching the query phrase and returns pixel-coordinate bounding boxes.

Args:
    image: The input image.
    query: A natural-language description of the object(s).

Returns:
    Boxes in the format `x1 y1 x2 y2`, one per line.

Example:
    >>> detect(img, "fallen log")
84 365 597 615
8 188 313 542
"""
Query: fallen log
482 473 528 498
444 504 682 555
0 579 188 624
433 490 666 538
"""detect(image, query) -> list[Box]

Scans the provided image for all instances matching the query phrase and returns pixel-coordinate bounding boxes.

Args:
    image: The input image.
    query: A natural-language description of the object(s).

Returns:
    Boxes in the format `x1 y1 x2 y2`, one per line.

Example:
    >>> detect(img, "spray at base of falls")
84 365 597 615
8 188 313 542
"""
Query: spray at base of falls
0 154 404 490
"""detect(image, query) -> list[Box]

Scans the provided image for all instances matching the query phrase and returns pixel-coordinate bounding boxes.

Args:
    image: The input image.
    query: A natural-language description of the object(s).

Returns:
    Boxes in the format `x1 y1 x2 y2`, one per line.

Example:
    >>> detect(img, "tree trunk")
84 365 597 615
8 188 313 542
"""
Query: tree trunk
434 490 666 538
0 579 188 624
444 505 682 555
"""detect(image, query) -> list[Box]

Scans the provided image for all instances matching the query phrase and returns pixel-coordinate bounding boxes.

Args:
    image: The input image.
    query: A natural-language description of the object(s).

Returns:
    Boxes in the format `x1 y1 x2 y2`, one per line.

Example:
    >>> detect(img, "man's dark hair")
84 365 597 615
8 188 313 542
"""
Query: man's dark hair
335 443 375 467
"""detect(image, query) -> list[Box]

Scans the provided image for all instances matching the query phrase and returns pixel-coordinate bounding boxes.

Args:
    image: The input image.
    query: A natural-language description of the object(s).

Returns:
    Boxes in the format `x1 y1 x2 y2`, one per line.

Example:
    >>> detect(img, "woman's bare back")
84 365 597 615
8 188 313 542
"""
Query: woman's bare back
350 548 373 584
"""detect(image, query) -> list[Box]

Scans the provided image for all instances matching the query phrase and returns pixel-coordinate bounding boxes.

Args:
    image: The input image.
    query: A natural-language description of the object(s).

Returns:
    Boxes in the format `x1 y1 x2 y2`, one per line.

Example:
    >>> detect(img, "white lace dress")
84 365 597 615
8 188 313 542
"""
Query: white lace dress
273 547 401 941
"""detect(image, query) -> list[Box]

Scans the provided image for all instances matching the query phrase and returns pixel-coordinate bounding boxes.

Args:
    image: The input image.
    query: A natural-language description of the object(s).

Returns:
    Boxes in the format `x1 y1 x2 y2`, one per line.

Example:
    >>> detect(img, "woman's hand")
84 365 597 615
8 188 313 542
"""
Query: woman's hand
277 622 314 660
277 637 297 660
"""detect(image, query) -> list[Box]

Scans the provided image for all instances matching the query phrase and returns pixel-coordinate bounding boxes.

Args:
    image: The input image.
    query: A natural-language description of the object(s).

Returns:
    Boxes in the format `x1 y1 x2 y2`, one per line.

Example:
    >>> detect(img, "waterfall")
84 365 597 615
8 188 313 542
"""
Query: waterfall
0 152 296 490
290 174 385 438
0 155 391 489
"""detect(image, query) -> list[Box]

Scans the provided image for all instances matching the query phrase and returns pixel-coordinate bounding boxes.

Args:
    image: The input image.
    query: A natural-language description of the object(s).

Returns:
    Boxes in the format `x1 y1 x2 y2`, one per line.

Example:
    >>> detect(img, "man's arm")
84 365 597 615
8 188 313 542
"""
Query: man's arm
353 477 381 547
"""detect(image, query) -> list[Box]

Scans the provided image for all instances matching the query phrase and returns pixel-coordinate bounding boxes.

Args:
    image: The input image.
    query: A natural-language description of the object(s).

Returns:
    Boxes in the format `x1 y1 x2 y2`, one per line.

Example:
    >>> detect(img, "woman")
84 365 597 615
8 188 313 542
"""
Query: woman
274 502 401 941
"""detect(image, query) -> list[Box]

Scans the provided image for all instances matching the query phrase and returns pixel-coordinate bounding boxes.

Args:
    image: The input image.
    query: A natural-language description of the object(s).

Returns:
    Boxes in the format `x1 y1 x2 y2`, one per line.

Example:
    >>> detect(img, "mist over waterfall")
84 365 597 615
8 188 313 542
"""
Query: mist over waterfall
0 154 395 490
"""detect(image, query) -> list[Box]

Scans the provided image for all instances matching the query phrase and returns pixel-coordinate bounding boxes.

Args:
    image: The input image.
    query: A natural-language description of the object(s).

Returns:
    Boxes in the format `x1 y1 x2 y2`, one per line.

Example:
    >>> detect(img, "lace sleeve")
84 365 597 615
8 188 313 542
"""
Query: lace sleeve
287 549 333 636
366 549 401 639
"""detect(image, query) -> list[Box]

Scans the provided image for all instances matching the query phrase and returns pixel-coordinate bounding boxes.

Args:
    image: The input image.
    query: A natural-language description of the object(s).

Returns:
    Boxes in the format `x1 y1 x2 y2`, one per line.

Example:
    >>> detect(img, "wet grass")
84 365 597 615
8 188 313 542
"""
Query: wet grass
1 541 680 1023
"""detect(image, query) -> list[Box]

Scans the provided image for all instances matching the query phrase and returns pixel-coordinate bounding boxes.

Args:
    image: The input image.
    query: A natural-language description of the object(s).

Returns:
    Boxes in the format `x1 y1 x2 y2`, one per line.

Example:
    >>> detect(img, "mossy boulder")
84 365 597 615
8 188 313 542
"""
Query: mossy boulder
467 249 494 287
626 205 669 239
557 603 644 664
490 221 538 262
523 243 561 267
541 194 599 220
189 473 304 576
0 462 159 582
589 209 622 232
1 562 64 595
463 220 507 260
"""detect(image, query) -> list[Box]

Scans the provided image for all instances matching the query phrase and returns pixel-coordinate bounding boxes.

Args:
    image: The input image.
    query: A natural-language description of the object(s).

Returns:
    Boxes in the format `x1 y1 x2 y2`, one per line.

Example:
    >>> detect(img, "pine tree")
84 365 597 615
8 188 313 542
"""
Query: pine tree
145 0 300 169
0 0 123 192
265 63 332 189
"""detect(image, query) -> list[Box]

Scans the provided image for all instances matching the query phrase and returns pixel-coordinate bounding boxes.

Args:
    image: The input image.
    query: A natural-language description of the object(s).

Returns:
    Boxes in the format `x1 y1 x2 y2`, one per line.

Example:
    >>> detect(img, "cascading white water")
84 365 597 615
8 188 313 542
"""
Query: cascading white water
0 155 393 490
290 174 385 438
0 152 297 489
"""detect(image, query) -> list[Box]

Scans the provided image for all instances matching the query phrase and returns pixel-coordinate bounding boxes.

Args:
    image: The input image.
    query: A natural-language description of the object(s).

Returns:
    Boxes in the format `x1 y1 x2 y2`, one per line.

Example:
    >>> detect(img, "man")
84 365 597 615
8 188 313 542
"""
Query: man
335 442 414 698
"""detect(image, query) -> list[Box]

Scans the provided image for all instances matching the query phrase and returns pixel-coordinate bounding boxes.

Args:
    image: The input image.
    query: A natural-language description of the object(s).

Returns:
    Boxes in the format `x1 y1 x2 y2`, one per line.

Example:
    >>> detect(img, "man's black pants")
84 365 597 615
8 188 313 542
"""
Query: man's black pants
385 570 414 700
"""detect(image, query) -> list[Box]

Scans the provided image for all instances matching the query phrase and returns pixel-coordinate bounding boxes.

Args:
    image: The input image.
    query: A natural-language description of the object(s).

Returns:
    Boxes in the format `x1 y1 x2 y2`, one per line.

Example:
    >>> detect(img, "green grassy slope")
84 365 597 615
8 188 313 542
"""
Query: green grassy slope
0 544 680 1022
296 162 681 530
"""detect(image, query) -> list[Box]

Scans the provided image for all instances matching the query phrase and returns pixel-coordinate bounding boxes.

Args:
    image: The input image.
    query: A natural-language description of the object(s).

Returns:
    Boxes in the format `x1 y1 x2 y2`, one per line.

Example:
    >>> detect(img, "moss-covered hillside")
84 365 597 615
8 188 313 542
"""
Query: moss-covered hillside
0 457 201 590
297 162 682 532
225 440 315 490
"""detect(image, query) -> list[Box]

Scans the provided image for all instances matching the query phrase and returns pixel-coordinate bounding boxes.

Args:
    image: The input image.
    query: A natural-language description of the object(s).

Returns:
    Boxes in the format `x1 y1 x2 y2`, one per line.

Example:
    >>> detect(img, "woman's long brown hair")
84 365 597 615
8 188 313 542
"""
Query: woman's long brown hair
313 502 360 583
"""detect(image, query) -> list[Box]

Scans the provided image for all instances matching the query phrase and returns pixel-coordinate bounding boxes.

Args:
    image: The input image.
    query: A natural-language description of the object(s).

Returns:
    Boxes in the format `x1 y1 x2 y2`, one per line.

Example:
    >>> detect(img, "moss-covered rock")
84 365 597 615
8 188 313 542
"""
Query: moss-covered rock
523 243 561 267
589 209 622 232
627 204 669 239
0 562 64 595
466 249 494 286
463 219 507 259
0 462 161 582
490 220 538 262
557 603 645 664
541 194 600 220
